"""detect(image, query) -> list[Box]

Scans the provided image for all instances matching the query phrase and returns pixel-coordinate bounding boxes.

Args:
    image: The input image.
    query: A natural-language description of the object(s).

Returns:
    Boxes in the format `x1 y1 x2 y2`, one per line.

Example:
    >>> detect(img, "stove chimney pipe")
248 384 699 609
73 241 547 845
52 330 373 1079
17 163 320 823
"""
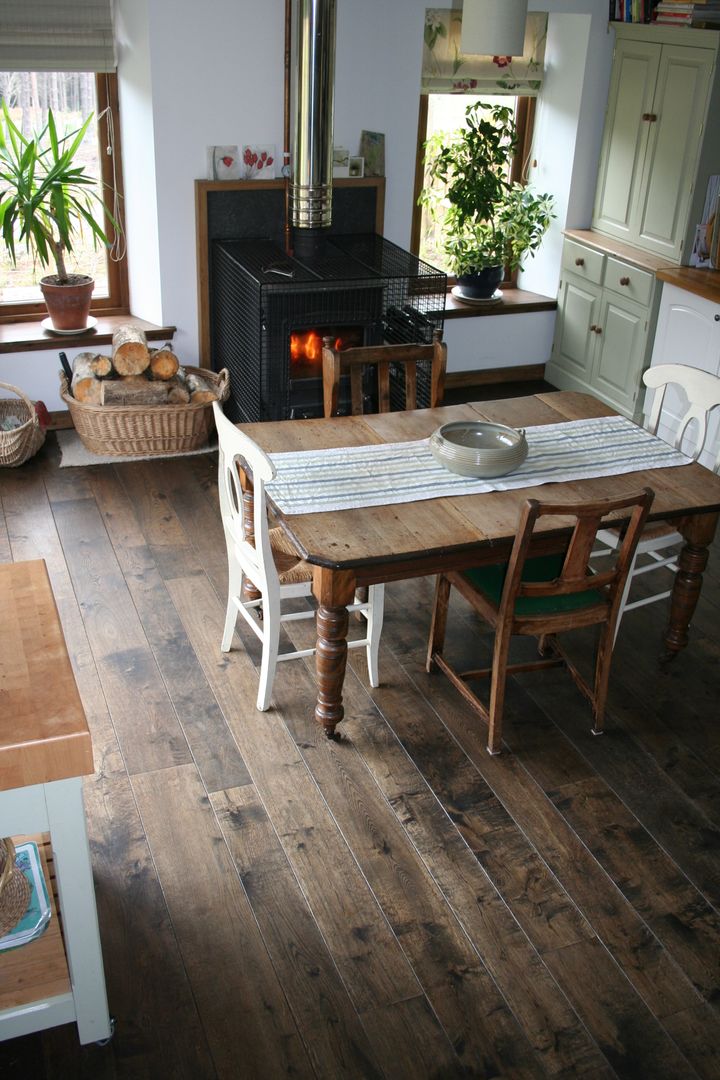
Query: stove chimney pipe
290 0 337 231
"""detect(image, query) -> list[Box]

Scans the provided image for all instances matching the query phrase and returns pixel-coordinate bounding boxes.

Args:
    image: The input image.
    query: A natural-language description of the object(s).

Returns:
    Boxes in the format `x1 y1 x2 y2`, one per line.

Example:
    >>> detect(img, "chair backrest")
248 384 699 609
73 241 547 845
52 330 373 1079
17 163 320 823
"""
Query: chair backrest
500 488 655 624
212 402 280 595
322 328 447 417
643 364 720 472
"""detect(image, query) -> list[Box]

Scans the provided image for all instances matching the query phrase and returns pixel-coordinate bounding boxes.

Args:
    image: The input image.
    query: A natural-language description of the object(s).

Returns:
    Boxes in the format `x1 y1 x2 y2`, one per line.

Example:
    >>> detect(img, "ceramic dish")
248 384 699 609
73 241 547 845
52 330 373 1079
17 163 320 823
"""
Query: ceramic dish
430 420 528 478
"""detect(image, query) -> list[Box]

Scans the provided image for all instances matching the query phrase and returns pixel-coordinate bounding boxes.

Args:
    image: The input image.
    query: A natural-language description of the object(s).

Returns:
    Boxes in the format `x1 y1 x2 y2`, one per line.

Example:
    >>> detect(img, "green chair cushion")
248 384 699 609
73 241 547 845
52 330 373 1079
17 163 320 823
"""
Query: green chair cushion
464 554 604 616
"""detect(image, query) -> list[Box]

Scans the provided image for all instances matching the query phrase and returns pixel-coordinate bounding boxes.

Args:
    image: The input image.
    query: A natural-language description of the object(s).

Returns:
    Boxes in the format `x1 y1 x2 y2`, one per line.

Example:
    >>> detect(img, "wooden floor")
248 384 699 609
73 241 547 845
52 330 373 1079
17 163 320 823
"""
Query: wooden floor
1 416 719 1079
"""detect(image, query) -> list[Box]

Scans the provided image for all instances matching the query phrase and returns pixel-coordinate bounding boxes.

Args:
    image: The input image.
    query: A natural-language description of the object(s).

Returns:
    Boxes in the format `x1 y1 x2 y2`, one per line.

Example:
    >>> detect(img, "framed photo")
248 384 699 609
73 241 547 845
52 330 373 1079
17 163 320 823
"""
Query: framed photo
207 145 241 181
359 131 385 177
348 156 364 178
241 145 276 179
333 146 350 177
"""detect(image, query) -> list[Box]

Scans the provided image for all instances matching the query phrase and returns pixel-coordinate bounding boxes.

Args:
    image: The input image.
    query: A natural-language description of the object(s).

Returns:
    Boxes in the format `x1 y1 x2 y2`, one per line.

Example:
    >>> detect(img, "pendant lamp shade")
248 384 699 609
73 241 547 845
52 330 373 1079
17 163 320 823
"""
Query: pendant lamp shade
460 0 529 58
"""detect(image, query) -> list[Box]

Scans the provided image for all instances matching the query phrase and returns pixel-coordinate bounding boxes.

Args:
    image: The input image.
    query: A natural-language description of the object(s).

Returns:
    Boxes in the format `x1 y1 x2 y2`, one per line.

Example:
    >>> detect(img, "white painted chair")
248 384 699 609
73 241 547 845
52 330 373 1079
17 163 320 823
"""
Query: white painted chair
595 364 720 640
213 403 385 709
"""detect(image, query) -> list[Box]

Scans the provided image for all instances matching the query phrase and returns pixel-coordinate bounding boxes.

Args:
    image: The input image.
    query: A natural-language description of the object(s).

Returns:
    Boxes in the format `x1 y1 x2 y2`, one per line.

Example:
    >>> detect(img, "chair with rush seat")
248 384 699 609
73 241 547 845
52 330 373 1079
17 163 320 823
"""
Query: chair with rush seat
593 364 720 641
426 488 654 755
213 403 385 710
322 328 447 417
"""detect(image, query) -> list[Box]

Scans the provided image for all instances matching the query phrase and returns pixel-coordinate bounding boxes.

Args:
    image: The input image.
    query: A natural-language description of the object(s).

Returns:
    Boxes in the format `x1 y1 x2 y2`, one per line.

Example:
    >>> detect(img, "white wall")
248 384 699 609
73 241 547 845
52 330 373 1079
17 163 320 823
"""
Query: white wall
3 0 614 403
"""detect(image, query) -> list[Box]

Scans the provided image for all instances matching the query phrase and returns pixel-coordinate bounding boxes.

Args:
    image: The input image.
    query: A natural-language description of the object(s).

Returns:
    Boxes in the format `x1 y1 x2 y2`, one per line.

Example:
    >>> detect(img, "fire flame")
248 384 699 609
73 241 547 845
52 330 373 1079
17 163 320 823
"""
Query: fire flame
290 330 344 365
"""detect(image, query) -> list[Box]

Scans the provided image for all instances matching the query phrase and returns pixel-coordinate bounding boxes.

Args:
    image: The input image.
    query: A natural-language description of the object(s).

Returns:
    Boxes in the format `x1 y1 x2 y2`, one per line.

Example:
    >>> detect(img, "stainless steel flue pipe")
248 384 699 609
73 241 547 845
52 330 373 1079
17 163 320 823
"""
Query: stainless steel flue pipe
290 0 337 230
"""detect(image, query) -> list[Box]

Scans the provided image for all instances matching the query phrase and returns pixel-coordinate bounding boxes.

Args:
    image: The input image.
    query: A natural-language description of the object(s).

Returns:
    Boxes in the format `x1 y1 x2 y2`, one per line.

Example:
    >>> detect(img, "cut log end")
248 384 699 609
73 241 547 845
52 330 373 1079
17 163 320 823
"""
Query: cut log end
149 345 180 381
112 324 150 376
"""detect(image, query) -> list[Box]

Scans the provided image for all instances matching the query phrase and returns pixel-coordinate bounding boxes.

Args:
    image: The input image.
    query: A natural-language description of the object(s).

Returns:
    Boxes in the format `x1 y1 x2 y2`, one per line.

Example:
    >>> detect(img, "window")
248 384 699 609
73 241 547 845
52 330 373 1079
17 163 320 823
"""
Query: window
411 92 535 282
413 7 546 284
0 71 127 319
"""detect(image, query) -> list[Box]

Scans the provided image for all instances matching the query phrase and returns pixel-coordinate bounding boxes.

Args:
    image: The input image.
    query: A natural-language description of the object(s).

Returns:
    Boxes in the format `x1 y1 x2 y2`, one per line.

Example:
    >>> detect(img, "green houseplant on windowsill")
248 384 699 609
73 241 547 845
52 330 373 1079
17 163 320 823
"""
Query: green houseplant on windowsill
420 101 554 300
0 100 118 330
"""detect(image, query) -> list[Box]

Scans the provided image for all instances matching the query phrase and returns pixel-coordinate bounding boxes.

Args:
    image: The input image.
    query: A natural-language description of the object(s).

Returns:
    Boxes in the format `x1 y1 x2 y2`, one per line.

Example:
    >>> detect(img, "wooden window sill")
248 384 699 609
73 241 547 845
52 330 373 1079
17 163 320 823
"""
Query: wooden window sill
0 315 177 354
441 287 557 319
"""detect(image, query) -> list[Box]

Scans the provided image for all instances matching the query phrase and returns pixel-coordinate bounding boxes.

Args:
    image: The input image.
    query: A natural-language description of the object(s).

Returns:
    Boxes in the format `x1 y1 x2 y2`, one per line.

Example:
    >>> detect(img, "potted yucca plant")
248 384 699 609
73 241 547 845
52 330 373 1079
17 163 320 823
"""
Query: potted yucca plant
420 101 554 299
0 101 118 330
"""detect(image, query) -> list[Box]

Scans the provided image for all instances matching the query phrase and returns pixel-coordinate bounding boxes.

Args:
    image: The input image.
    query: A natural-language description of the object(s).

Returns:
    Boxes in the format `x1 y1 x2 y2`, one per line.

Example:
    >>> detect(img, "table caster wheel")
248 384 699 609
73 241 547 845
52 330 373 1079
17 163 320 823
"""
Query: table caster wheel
95 1015 116 1046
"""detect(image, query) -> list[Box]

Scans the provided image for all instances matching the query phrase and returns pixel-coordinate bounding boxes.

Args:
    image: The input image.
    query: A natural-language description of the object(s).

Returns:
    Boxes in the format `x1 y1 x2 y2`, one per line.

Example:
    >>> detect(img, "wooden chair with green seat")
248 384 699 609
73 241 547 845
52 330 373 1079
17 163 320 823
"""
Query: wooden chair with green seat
426 488 655 755
322 328 447 417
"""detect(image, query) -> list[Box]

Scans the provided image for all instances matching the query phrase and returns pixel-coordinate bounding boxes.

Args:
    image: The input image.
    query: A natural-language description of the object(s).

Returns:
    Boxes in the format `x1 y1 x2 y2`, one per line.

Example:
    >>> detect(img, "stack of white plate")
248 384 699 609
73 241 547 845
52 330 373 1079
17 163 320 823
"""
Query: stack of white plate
429 421 528 478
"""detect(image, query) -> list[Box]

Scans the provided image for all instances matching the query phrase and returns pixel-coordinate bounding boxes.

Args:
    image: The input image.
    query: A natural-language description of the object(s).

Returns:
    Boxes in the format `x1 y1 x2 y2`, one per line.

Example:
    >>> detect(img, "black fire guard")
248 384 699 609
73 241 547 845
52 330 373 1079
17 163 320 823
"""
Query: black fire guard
211 233 446 422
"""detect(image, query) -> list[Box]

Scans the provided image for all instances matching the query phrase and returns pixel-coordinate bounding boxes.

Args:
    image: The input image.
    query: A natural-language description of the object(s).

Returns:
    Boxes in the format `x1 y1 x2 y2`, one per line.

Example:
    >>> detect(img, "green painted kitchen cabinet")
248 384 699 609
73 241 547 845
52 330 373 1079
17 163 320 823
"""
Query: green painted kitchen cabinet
593 24 719 264
546 236 660 419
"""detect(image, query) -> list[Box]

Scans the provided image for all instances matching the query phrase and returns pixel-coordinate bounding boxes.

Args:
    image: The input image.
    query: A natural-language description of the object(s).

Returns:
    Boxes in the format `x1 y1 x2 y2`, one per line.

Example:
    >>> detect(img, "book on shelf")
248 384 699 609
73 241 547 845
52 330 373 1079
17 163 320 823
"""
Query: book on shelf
0 841 51 952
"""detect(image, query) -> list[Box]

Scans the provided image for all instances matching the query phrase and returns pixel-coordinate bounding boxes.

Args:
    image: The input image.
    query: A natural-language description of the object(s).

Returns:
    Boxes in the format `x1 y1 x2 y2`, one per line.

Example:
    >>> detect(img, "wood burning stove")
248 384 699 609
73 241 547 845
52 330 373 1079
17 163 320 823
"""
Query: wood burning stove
212 233 446 421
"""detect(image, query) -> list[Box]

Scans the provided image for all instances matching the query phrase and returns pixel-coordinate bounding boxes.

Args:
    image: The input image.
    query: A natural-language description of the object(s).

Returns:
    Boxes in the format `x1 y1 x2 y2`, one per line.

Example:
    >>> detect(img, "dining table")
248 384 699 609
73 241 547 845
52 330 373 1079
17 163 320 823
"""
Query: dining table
238 390 720 737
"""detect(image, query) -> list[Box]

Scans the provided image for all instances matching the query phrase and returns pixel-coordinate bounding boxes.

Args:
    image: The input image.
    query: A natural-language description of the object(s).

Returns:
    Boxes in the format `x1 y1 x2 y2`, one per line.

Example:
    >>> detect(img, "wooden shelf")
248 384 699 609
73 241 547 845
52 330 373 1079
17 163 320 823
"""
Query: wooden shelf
0 315 176 355
0 836 71 1013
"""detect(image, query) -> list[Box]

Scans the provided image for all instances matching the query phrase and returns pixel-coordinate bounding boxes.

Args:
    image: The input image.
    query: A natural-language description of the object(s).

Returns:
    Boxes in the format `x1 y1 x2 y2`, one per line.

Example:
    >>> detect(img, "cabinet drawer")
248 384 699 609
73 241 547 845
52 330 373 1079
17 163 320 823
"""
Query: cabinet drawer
561 240 605 285
604 257 654 308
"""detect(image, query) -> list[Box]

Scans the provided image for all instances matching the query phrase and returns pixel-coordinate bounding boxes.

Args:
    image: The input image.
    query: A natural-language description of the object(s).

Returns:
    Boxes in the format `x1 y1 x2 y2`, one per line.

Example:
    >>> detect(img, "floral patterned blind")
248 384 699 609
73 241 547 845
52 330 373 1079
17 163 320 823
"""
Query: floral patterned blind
422 8 547 95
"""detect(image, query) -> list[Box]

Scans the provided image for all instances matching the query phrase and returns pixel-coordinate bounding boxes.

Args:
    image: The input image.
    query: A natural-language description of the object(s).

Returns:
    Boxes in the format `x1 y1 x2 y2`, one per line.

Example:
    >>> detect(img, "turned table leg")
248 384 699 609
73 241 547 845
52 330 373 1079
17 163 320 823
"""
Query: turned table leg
663 512 718 662
313 567 357 738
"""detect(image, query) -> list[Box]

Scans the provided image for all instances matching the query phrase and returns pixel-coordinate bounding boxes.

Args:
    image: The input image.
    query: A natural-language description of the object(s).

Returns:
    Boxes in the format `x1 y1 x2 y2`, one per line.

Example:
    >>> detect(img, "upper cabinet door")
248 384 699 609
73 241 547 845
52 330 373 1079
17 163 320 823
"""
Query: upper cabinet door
593 39 659 241
635 45 714 261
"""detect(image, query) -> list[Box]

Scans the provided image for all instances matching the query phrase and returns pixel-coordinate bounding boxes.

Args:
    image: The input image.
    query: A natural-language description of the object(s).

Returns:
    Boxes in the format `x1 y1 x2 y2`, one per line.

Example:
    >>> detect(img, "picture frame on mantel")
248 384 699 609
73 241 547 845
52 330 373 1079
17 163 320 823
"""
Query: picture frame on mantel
359 131 385 176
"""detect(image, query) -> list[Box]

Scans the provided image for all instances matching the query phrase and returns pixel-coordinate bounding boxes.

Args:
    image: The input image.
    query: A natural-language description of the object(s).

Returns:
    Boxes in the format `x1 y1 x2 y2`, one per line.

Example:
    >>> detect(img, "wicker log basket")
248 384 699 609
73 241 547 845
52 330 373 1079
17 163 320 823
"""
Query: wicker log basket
0 382 46 467
0 837 31 937
60 366 230 457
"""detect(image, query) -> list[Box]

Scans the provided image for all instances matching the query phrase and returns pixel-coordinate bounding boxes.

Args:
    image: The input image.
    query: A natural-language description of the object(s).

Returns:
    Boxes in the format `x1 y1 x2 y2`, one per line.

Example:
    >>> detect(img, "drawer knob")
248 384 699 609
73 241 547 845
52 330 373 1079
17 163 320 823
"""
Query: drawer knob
575 257 585 266
594 325 603 335
589 324 597 333
619 276 631 286
715 314 720 323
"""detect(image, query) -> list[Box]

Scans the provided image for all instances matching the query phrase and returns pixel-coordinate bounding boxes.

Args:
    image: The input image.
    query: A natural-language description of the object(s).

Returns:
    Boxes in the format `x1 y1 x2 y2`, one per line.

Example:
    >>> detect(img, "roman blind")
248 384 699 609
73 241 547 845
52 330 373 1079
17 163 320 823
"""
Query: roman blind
422 9 547 95
0 0 116 73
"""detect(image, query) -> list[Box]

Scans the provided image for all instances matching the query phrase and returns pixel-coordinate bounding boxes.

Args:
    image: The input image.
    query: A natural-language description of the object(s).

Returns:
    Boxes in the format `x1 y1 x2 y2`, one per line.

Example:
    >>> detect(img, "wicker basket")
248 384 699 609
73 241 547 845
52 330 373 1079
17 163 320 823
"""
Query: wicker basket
0 383 47 468
60 366 230 457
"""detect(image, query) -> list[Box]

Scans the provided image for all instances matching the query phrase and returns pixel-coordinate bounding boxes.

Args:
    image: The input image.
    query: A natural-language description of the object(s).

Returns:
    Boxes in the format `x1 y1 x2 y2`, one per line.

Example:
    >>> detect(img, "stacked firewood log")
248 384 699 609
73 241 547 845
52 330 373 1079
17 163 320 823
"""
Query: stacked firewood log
68 325 218 406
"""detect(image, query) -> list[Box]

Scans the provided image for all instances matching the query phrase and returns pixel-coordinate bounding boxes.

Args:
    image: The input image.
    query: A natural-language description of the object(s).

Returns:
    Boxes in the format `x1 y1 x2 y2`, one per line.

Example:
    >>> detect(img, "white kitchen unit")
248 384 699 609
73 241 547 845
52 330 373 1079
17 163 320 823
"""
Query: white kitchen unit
545 231 666 419
593 23 720 264
646 272 720 471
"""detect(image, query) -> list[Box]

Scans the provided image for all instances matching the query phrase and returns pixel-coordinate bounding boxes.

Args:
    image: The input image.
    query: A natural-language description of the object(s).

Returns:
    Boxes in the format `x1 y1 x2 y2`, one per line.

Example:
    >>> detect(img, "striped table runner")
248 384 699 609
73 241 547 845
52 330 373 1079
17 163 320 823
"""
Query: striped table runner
266 415 691 515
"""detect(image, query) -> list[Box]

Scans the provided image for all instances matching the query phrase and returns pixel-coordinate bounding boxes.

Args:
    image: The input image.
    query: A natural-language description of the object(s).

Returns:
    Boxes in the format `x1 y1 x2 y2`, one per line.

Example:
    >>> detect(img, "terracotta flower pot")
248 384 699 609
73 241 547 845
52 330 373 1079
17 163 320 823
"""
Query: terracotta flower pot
40 275 95 331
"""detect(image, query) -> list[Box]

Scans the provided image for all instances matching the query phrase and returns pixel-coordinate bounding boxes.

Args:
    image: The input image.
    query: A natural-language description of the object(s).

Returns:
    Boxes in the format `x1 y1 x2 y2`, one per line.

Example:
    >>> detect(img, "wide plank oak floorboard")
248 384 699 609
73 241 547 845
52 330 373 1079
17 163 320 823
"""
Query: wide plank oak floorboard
1 439 719 1079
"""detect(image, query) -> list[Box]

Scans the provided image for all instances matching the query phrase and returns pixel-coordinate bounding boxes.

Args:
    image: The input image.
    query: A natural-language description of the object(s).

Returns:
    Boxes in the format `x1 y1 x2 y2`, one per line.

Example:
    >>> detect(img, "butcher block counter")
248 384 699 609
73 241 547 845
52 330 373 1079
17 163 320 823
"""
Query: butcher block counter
655 266 720 306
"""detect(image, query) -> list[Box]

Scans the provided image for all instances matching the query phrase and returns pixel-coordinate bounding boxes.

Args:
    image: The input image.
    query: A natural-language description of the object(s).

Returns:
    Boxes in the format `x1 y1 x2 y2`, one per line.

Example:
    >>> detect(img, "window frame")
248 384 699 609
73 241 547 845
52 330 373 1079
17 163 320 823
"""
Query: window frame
411 94 536 288
0 72 129 323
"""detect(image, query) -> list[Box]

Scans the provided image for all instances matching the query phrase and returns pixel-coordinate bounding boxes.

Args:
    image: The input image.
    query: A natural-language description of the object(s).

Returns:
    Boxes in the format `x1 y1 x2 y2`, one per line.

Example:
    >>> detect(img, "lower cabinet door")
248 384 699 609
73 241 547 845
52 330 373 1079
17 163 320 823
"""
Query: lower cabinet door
591 293 648 417
548 273 601 388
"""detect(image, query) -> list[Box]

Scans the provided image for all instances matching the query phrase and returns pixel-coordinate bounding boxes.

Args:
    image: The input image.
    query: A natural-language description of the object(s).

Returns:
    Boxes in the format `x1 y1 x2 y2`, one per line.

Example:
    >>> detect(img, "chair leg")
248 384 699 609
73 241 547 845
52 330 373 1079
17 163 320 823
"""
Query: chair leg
427 575 451 672
590 624 614 736
221 560 244 652
256 601 280 711
612 549 639 647
486 625 512 755
364 584 385 688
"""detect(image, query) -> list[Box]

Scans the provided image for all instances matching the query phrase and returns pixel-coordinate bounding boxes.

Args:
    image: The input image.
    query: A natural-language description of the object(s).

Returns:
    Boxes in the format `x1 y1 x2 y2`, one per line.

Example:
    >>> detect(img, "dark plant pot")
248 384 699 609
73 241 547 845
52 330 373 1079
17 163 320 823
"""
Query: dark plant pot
40 275 94 331
456 266 503 300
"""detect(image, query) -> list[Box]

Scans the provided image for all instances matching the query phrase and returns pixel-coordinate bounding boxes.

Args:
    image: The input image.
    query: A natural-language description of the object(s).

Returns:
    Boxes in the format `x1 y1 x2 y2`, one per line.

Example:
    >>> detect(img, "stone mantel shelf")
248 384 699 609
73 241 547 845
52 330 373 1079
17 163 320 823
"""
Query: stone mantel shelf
0 315 177 355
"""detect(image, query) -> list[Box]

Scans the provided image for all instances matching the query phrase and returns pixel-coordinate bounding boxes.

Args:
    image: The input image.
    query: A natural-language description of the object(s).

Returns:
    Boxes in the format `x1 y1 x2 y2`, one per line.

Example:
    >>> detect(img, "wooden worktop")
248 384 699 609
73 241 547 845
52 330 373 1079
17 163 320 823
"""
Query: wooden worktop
563 229 673 273
0 560 93 791
655 265 720 305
